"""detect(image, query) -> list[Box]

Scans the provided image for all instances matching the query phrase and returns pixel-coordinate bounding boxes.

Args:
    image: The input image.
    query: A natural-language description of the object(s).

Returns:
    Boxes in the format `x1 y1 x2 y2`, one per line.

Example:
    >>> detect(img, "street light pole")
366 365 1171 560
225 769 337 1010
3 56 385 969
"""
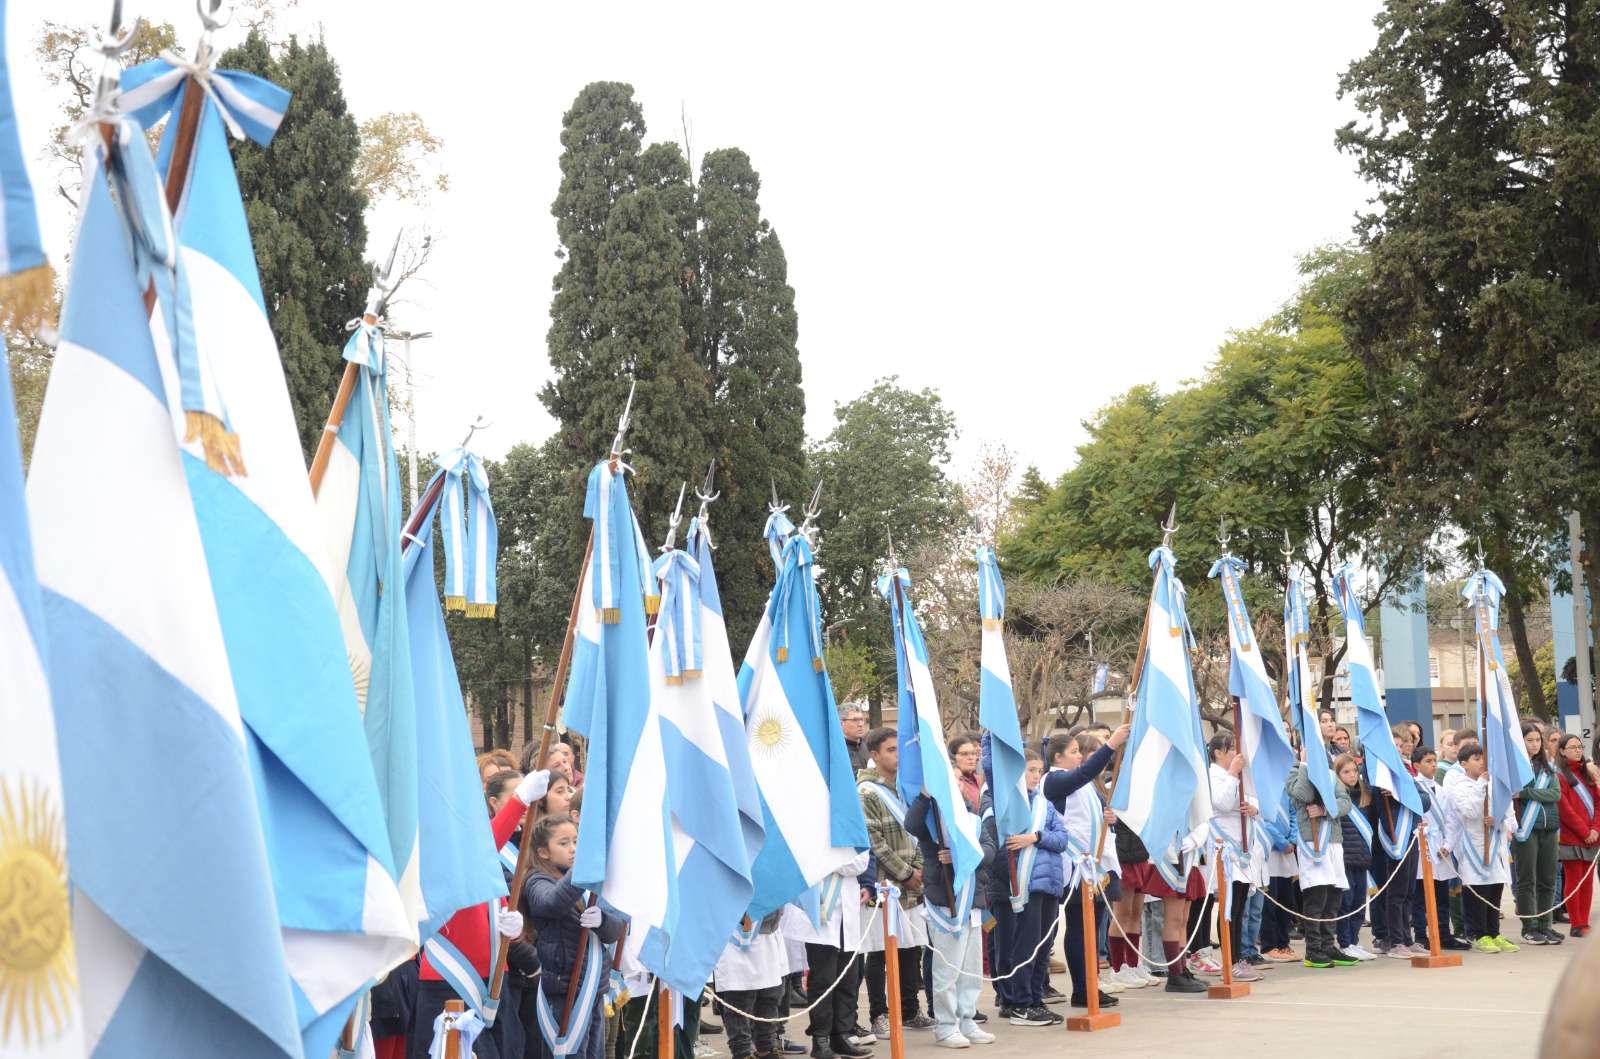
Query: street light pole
388 328 432 509
1570 511 1594 733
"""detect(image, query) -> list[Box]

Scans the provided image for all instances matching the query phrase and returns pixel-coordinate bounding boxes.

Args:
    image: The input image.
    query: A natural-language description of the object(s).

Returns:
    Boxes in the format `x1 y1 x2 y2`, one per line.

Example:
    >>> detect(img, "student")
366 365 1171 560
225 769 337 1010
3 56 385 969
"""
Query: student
1107 813 1190 991
1002 750 1069 1026
786 846 874 1059
1367 724 1432 958
409 770 549 1059
1437 730 1460 774
1331 755 1377 961
1287 747 1353 967
1257 784 1301 963
1514 720 1564 946
714 910 787 1059
906 788 997 1049
1556 734 1600 938
524 814 626 1059
1409 748 1469 951
1450 743 1518 953
1204 733 1264 983
857 728 935 1035
1043 728 1131 1007
484 771 546 1058
1318 710 1340 764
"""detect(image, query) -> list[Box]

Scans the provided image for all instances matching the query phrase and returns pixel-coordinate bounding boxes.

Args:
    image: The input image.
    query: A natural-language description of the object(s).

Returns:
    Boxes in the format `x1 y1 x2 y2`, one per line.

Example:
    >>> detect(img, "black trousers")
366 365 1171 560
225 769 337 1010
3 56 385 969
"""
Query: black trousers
805 944 862 1038
1382 843 1420 946
721 985 782 1058
1186 894 1215 953
865 945 923 1020
408 978 521 1059
1301 884 1342 957
1465 883 1505 940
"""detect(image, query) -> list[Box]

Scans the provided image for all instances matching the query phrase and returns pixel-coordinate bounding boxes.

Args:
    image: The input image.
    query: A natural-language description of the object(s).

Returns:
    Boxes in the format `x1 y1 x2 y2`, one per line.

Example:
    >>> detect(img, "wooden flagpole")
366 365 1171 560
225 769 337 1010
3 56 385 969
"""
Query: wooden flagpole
1411 820 1461 969
1065 867 1119 1031
658 985 675 1059
880 890 906 1059
1207 839 1248 999
441 998 466 1059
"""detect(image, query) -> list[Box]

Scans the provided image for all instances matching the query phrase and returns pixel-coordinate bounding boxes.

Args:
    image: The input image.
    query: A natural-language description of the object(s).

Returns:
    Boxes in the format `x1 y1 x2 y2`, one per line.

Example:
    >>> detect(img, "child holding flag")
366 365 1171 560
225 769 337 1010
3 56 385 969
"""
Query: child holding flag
1287 749 1352 968
1450 743 1519 953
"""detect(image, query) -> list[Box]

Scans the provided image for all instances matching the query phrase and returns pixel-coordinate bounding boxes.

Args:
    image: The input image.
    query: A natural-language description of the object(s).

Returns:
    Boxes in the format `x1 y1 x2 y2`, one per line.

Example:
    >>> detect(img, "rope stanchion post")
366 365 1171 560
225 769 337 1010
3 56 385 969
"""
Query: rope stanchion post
1412 821 1462 970
658 985 673 1059
1066 866 1118 1032
442 999 466 1059
880 885 905 1059
1207 841 1248 1000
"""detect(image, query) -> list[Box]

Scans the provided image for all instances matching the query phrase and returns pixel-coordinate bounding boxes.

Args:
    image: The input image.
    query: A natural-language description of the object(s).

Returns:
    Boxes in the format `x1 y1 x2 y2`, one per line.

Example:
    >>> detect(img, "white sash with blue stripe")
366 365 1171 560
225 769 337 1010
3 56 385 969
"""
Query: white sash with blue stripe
501 839 519 874
535 929 607 1056
1346 805 1374 851
1378 802 1416 860
423 902 505 1026
1574 775 1596 820
1010 792 1050 912
1515 768 1554 842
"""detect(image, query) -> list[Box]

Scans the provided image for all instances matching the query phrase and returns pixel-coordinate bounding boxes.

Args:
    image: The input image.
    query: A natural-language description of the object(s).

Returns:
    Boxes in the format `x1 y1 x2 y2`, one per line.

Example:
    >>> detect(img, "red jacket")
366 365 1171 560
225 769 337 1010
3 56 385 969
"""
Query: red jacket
420 794 530 980
1557 771 1600 849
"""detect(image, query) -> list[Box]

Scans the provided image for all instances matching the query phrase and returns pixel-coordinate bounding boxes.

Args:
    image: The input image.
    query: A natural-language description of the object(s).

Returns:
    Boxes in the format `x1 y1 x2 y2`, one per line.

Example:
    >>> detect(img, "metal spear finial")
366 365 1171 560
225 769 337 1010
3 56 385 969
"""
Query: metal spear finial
94 1 140 103
662 482 688 551
886 526 899 570
1217 516 1231 557
1280 529 1294 561
609 380 636 462
1159 503 1179 549
460 415 490 449
194 0 233 67
768 478 788 516
797 479 824 542
695 460 719 520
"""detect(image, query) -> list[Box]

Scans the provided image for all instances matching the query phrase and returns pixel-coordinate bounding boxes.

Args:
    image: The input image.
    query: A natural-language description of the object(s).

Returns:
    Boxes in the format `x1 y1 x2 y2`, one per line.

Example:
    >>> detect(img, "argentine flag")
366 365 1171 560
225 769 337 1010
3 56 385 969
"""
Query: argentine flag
1462 570 1535 825
1208 555 1295 814
403 471 510 938
739 531 869 918
605 516 766 996
125 60 415 1052
564 461 656 892
28 123 300 1058
1284 565 1338 810
1333 564 1421 817
883 566 983 897
977 547 1030 842
1109 546 1212 887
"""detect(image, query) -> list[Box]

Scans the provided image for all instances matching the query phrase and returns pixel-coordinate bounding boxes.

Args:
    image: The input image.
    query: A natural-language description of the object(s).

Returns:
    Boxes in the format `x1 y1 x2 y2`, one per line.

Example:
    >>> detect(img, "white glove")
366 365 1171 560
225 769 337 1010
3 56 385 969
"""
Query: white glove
515 770 551 806
496 908 524 939
579 905 602 928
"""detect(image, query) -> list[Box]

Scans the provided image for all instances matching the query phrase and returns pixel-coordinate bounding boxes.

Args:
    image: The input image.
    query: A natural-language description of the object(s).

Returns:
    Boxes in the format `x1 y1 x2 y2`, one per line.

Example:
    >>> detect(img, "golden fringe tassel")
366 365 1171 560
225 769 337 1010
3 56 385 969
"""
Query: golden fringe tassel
464 602 496 619
644 595 661 615
813 657 824 673
445 595 467 612
185 410 248 477
683 669 702 679
776 647 789 663
600 607 621 624
0 264 58 334
665 675 683 686
982 618 1002 632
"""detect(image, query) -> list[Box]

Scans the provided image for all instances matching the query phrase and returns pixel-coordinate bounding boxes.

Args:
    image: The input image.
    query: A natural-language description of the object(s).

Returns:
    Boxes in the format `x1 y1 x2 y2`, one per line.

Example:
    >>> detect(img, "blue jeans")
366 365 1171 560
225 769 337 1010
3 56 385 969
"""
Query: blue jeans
1240 889 1265 958
930 926 982 1041
1337 866 1367 948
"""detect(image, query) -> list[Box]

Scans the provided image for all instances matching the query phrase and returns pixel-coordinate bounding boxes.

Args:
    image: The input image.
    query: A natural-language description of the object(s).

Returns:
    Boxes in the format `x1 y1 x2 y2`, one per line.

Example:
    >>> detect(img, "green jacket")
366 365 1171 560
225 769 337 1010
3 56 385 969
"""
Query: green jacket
1519 765 1561 832
1286 761 1351 845
858 765 923 907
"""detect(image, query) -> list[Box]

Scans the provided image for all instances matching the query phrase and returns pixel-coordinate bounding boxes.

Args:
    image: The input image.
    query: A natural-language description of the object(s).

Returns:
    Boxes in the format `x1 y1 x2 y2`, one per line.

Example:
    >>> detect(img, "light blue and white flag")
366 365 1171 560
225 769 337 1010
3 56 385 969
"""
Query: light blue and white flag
738 531 869 918
564 461 655 890
976 547 1030 844
1092 663 1109 695
0 0 45 282
1208 555 1295 813
126 59 415 1054
436 447 498 617
1333 564 1422 825
1 294 83 1059
28 116 299 1059
1108 546 1211 888
604 516 766 997
401 476 509 938
1284 564 1338 811
1462 569 1535 827
882 566 983 906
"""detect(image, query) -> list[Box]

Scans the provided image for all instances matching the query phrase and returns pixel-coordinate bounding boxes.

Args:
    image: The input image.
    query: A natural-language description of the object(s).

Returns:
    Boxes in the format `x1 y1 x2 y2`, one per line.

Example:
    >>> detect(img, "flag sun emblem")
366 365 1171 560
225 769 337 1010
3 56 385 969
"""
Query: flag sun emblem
750 711 793 758
0 778 77 1047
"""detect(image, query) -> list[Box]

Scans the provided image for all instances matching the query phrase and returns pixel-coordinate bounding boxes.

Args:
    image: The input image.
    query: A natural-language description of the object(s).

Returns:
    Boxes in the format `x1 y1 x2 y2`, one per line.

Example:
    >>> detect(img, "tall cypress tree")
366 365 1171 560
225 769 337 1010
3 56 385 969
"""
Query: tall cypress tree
220 31 369 463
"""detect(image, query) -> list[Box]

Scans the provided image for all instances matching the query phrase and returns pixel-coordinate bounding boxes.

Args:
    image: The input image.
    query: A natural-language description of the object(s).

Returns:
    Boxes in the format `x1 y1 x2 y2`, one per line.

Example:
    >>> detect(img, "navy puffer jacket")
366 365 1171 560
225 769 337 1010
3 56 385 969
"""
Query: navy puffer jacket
524 871 626 1000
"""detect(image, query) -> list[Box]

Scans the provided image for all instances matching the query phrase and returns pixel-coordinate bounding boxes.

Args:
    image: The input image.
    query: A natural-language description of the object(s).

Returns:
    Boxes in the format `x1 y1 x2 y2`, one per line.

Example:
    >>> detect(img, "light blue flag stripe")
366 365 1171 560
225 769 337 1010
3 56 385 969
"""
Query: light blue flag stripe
1284 565 1339 810
1333 564 1422 816
1208 555 1296 811
976 547 1030 842
1462 570 1535 825
0 0 44 276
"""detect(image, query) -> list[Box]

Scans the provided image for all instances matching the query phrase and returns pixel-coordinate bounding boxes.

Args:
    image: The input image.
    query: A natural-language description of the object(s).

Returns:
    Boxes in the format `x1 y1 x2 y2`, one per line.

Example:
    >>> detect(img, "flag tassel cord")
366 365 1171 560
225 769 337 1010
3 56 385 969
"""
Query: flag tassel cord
485 527 596 1011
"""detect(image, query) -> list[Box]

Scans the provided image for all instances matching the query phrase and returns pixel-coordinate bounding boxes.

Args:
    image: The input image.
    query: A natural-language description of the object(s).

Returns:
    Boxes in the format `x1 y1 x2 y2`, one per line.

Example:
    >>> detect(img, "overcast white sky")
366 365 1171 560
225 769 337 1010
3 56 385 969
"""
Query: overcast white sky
12 0 1387 482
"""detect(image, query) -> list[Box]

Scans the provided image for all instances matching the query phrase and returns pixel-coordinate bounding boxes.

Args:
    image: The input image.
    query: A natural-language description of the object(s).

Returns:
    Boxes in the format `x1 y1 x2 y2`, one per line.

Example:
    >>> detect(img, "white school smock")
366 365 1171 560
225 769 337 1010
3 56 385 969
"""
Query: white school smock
1208 763 1268 888
713 930 787 992
1057 770 1119 892
1450 774 1514 886
783 849 871 949
1294 808 1347 890
1415 774 1459 883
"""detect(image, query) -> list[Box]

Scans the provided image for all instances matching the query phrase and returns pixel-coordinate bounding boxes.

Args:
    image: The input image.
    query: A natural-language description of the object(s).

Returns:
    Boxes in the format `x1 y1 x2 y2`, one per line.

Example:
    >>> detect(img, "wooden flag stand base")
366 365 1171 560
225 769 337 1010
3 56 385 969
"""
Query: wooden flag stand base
1412 821 1462 970
1066 874 1119 1031
1208 842 1249 1000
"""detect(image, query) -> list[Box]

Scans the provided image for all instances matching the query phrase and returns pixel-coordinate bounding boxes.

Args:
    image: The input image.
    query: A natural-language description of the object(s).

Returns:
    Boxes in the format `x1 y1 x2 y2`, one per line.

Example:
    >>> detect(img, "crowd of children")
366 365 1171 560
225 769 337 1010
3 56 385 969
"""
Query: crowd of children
376 714 1600 1059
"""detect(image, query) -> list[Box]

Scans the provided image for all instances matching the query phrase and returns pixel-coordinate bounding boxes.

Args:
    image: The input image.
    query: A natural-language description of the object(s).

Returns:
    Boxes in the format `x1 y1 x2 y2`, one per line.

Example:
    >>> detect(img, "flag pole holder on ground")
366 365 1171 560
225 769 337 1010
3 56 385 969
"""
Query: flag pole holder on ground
1413 821 1462 969
1208 841 1249 1000
1066 875 1119 1032
879 885 906 1059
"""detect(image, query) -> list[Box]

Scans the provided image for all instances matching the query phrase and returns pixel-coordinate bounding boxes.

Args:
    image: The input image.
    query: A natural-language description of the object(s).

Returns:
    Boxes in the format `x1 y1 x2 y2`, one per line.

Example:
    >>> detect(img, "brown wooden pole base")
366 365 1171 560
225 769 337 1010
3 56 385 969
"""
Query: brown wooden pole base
1066 1011 1121 1031
1411 953 1463 969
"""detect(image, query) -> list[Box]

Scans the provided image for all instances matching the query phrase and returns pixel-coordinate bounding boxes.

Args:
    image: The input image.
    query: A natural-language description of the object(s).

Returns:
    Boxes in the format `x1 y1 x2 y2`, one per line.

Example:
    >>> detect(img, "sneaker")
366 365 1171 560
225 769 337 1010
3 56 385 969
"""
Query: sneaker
1098 974 1124 993
1040 987 1067 1005
695 1042 720 1059
1245 954 1272 968
703 1023 725 1035
1521 929 1551 946
1164 970 1208 993
1472 936 1500 954
1264 947 1299 962
1540 927 1565 945
830 1040 872 1059
1573 926 1590 938
934 1036 969 1050
905 1015 937 1031
847 1027 876 1046
994 1007 1018 1021
1068 991 1119 1009
963 1029 995 1045
1103 968 1144 990
1303 951 1332 968
870 1017 890 1040
1386 943 1415 959
1187 953 1223 977
971 1012 987 1024
1330 949 1360 966
1048 957 1067 974
1370 937 1392 953
1441 936 1471 951
1131 963 1160 985
1039 1007 1065 1025
1229 961 1264 982
1008 1007 1054 1027
1351 944 1379 961
1492 935 1520 952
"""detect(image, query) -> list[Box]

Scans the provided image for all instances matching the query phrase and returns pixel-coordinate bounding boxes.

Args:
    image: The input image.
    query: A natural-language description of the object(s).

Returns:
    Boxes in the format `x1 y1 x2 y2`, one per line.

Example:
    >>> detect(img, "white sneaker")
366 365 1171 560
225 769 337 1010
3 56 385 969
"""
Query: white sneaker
935 1035 970 1050
1353 944 1378 962
693 1041 719 1059
1106 968 1145 990
1099 974 1124 993
1131 963 1160 985
964 1029 995 1045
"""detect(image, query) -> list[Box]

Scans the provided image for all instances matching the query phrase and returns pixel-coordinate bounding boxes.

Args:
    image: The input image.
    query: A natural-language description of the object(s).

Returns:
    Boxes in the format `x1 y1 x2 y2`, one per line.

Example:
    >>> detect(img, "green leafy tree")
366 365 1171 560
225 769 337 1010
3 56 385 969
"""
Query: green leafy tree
1333 2 1600 715
220 31 369 464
